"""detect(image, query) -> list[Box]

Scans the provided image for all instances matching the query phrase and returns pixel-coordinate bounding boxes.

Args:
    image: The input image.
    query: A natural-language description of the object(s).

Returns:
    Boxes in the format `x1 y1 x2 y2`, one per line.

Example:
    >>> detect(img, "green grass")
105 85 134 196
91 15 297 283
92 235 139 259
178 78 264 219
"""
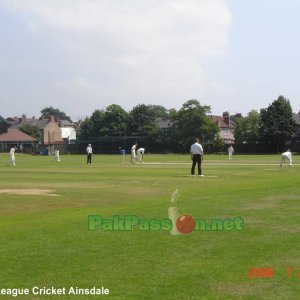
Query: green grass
0 153 299 299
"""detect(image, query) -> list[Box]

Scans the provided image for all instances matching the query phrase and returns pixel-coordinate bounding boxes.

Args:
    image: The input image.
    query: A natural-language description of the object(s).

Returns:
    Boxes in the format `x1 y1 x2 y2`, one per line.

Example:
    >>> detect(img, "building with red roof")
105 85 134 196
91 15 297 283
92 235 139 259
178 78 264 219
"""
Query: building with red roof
0 116 37 152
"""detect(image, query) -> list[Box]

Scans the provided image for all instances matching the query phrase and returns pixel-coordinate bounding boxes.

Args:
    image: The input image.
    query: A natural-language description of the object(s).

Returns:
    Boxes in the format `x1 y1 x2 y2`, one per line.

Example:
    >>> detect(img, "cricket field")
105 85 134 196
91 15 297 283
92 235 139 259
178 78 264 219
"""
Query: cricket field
0 153 299 299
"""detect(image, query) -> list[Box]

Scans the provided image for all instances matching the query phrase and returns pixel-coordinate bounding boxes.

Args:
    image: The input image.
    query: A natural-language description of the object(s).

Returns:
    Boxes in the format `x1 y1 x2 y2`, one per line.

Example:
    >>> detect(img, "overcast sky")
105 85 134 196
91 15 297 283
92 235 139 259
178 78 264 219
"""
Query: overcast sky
1 0 300 120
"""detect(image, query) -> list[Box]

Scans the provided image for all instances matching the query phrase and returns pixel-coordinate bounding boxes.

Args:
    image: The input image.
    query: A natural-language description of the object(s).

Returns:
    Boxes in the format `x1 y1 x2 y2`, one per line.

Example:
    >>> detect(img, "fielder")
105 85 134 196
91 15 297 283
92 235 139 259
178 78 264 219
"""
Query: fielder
54 148 60 162
228 145 234 160
280 149 292 167
136 147 145 163
7 145 16 167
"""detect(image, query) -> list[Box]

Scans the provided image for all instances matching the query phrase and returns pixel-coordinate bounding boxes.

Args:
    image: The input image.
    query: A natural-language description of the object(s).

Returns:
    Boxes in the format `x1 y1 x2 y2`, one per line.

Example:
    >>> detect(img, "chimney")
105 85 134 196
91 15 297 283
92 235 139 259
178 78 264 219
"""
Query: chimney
222 111 230 125
19 114 26 123
50 115 55 123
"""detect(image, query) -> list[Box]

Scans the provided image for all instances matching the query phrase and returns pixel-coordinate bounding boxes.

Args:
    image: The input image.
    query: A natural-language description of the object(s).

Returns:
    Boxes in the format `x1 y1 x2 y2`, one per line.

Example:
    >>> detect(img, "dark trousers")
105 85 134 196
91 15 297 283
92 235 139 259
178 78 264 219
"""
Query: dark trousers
191 154 202 175
87 153 92 164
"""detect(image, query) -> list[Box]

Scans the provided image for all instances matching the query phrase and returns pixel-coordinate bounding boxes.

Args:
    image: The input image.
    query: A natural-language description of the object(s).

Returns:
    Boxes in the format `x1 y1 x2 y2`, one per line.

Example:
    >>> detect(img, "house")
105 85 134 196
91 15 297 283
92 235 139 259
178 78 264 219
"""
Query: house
156 118 173 130
209 112 236 144
43 116 65 145
156 113 237 145
0 115 37 152
8 115 64 146
58 119 77 144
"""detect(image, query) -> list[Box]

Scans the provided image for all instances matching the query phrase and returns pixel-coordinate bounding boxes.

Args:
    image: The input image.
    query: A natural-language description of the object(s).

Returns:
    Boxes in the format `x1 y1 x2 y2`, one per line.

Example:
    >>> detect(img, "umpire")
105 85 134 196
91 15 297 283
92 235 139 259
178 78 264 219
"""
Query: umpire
190 138 204 176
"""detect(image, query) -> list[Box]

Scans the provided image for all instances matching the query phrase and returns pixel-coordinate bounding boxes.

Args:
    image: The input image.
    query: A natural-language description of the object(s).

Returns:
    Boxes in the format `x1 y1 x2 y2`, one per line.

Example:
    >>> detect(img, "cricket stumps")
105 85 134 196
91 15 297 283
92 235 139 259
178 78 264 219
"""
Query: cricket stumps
168 206 181 235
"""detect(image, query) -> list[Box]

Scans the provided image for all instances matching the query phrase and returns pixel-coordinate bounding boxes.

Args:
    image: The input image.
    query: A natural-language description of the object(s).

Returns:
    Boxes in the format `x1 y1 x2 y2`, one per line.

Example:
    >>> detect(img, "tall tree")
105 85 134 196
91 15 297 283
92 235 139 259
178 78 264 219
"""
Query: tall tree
77 117 93 140
148 105 169 119
89 109 105 136
128 104 160 136
40 107 72 122
98 104 129 136
234 110 260 145
79 105 129 138
233 115 246 145
172 99 219 149
260 96 296 151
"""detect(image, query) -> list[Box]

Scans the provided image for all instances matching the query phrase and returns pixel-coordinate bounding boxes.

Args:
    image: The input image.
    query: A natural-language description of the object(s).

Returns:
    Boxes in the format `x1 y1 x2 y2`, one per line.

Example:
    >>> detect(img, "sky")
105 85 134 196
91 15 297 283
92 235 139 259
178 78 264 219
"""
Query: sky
0 0 300 120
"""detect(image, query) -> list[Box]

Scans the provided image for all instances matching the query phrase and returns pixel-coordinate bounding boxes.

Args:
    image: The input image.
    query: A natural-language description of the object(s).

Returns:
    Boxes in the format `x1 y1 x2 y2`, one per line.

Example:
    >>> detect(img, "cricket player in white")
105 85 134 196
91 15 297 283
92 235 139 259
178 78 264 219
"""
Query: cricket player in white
54 148 60 162
131 143 137 163
280 149 292 167
7 146 16 166
136 148 145 163
228 145 234 160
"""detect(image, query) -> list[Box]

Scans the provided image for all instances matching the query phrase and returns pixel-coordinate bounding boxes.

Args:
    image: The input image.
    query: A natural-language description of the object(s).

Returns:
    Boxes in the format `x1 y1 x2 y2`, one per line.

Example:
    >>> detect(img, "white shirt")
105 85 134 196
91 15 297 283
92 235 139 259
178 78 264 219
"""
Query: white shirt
10 147 15 158
86 146 93 154
137 148 145 155
190 143 203 155
228 146 234 153
131 144 137 153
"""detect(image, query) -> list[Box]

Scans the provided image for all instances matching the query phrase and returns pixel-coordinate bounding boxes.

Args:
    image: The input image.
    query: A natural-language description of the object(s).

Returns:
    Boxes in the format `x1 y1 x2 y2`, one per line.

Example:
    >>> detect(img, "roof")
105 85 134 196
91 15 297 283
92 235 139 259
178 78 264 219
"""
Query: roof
58 119 75 127
209 115 235 129
156 118 173 129
0 128 36 142
293 113 300 125
11 118 49 129
8 117 74 129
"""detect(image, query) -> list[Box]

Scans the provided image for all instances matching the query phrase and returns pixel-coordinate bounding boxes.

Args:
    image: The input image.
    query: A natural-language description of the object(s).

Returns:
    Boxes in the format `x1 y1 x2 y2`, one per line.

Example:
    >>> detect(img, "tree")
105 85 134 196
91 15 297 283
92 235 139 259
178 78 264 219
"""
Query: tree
233 115 246 145
78 105 129 139
89 109 105 136
77 117 93 140
148 105 169 119
128 104 160 136
171 99 219 150
40 107 72 122
168 108 178 120
234 110 260 145
98 104 129 136
19 124 40 141
260 96 296 151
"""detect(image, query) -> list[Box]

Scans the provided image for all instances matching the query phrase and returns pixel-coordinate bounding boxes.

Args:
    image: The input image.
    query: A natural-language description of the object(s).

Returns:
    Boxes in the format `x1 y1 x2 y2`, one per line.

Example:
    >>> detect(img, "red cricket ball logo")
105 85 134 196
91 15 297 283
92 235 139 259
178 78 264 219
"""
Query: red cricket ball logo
176 215 196 234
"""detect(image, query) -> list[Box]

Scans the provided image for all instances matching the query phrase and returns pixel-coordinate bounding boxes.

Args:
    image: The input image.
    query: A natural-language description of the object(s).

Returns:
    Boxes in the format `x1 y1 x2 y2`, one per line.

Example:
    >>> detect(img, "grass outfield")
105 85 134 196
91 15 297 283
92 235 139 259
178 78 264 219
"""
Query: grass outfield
0 153 299 300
